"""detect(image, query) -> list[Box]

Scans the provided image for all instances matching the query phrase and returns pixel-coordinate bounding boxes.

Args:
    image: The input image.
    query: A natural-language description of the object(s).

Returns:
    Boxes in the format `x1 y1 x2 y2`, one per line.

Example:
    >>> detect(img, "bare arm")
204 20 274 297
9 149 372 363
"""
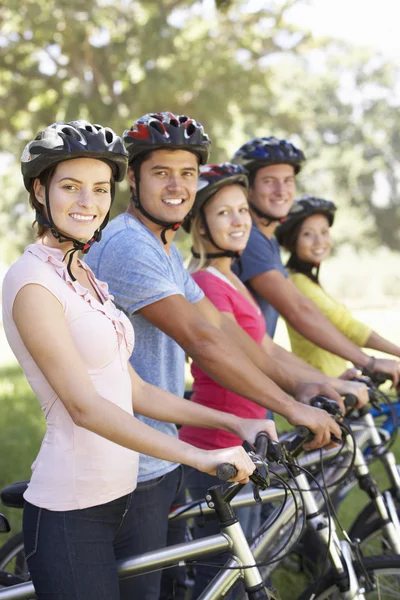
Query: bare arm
364 331 400 359
250 270 370 366
129 364 278 443
12 284 255 480
250 271 400 384
139 294 342 449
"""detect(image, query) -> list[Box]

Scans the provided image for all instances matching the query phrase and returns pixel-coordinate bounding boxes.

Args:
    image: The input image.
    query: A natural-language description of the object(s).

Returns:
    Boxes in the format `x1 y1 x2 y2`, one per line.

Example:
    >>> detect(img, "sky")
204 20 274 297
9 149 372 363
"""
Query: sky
285 0 400 60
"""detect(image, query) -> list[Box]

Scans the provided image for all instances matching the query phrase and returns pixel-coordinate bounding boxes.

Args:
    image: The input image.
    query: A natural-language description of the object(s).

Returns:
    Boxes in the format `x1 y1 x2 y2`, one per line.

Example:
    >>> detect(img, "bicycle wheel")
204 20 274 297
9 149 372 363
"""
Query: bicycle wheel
349 493 400 556
296 554 400 599
0 531 29 583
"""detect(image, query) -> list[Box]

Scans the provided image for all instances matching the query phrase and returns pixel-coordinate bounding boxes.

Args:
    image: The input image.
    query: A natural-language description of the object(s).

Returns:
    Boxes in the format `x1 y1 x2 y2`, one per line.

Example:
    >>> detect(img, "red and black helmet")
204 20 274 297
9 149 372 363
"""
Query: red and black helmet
123 112 211 165
182 162 248 233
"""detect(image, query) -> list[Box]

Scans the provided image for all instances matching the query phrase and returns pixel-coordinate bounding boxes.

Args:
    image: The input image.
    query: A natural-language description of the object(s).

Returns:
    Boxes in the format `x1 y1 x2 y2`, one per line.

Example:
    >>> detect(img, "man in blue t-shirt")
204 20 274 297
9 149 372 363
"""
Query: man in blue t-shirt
87 114 343 600
231 137 400 383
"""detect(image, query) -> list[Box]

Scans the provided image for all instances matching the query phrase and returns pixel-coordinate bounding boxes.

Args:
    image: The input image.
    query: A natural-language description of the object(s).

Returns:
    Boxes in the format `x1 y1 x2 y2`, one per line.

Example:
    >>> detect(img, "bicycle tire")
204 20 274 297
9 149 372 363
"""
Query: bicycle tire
0 531 29 582
349 492 400 556
349 488 399 537
296 554 400 599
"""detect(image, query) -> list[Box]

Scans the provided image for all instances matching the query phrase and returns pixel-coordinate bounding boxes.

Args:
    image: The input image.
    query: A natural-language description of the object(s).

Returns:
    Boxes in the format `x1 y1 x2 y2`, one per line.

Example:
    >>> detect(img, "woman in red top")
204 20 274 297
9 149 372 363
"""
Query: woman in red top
179 163 271 597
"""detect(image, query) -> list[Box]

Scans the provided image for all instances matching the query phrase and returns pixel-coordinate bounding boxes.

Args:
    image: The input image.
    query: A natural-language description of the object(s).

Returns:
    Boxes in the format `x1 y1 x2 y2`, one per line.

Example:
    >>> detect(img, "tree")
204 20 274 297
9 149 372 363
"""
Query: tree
0 0 399 261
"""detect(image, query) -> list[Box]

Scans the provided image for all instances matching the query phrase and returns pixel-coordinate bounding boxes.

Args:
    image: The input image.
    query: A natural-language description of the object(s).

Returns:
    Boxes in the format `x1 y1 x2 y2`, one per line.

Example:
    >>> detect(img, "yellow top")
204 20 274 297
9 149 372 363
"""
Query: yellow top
286 271 372 377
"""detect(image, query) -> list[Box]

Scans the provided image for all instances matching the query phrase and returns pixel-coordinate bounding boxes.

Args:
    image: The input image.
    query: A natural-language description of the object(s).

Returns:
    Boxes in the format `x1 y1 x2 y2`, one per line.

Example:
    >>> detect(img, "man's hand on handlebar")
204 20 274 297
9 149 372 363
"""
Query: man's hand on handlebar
286 402 342 451
334 379 369 410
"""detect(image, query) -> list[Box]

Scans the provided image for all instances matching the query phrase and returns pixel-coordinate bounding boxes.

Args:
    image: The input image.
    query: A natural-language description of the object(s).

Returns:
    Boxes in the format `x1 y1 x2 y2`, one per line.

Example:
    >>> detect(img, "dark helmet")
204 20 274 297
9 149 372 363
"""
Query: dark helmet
21 120 128 281
123 112 211 166
232 136 305 175
182 162 248 233
275 194 337 250
21 120 128 191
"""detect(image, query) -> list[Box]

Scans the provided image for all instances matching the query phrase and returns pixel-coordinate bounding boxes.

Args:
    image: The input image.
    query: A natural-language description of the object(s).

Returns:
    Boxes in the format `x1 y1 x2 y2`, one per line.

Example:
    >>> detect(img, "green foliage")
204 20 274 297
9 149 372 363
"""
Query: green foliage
0 0 399 257
0 364 44 539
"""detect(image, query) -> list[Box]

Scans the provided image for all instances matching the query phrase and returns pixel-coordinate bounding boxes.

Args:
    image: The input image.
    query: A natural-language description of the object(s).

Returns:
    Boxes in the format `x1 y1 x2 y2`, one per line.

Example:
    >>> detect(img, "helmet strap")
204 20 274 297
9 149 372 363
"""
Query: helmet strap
37 179 111 282
249 201 285 227
131 172 183 245
196 210 243 274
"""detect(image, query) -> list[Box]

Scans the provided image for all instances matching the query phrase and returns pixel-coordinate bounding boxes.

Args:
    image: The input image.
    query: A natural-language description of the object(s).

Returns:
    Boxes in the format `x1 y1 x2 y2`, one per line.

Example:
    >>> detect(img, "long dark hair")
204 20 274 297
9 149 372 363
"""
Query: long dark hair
282 219 321 284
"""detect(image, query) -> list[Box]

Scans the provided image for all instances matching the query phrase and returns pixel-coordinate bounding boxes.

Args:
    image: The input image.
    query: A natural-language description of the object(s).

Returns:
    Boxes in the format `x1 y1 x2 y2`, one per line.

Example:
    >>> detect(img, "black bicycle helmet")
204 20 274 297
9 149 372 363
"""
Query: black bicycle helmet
275 194 337 250
21 120 128 280
122 112 211 244
232 136 305 175
22 120 128 191
184 162 249 269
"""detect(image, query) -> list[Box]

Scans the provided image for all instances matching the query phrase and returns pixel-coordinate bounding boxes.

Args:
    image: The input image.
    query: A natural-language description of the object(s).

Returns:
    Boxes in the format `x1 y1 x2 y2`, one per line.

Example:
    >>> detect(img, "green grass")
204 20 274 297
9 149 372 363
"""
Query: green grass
0 364 45 541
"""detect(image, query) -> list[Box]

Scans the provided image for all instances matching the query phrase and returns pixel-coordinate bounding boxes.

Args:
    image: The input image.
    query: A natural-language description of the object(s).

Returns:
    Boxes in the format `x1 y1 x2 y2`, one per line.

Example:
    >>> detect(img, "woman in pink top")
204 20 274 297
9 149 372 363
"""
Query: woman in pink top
2 125 269 600
179 163 269 596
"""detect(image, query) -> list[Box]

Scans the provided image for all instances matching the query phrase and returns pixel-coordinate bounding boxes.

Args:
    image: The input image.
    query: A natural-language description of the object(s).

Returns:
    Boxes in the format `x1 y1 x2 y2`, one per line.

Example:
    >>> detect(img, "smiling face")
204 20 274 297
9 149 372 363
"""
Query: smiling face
296 213 333 263
33 158 113 242
128 149 199 224
250 163 296 219
202 184 252 252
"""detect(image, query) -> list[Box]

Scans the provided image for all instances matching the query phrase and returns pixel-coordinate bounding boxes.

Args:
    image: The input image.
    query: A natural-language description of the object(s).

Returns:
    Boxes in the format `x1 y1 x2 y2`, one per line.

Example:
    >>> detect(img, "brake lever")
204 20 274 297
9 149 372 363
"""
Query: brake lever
311 395 343 419
242 440 270 489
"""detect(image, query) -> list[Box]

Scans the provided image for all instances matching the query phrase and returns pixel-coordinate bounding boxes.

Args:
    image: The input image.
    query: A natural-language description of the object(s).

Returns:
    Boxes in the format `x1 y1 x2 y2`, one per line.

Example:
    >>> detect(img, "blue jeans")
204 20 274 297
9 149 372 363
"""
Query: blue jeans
121 465 187 600
24 466 187 600
184 466 261 599
24 493 137 599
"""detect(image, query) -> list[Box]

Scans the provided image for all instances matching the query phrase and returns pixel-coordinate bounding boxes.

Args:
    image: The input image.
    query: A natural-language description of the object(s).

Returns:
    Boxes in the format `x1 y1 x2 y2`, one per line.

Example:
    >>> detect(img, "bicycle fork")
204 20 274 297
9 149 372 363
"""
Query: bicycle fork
293 471 367 600
201 485 280 600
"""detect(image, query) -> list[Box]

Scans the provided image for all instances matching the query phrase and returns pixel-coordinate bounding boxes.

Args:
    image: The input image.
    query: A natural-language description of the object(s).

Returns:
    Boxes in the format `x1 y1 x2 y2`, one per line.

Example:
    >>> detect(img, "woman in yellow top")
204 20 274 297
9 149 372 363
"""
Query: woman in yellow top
276 195 400 377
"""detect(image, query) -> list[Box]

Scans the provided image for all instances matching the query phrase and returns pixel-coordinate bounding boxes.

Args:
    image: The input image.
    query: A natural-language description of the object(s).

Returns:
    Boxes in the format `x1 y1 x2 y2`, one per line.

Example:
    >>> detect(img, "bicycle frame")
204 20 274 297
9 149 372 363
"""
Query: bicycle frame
1 413 399 600
170 417 400 554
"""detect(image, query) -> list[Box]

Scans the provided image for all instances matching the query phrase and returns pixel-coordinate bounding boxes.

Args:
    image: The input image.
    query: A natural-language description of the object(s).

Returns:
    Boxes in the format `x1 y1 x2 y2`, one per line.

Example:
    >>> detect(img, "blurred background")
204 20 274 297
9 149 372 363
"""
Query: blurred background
1 0 400 360
0 2 399 592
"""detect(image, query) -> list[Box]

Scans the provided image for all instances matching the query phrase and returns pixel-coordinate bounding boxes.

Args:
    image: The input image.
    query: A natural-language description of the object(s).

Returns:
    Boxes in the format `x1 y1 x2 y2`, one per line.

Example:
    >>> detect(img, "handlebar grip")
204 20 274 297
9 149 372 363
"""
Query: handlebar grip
295 426 312 438
310 395 341 415
216 463 238 481
371 371 391 385
255 432 270 459
343 394 357 409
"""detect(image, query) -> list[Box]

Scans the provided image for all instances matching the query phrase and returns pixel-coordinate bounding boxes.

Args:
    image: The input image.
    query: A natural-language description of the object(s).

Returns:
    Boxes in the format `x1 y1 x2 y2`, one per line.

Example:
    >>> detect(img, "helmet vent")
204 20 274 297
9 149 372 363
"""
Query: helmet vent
61 126 81 140
105 129 114 143
150 120 166 135
186 123 196 137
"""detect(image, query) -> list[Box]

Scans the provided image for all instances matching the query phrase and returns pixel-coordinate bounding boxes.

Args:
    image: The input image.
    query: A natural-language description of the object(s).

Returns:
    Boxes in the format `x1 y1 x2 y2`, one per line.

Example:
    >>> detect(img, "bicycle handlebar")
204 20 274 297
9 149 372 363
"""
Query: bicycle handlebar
216 433 271 485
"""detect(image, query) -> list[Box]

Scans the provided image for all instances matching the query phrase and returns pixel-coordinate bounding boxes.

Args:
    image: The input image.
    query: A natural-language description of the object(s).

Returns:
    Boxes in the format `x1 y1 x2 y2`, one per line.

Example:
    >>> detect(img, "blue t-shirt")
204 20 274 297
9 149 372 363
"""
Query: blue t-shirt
233 224 288 339
86 213 204 481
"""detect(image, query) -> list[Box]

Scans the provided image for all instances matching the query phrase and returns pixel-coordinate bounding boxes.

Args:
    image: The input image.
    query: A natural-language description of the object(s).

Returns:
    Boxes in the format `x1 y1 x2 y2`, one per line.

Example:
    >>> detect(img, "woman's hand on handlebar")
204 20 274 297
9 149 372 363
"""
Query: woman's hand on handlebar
371 358 400 388
196 446 256 484
236 418 278 445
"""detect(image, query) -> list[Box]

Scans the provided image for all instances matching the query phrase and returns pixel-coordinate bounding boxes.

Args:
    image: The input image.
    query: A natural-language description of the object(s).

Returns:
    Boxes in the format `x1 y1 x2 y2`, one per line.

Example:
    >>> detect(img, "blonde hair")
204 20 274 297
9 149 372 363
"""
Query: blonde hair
187 183 250 273
187 212 214 274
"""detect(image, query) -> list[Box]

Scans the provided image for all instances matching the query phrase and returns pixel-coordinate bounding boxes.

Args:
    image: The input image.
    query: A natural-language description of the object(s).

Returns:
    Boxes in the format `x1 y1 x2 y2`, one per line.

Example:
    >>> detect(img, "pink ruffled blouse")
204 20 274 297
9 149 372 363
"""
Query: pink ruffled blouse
2 244 138 510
